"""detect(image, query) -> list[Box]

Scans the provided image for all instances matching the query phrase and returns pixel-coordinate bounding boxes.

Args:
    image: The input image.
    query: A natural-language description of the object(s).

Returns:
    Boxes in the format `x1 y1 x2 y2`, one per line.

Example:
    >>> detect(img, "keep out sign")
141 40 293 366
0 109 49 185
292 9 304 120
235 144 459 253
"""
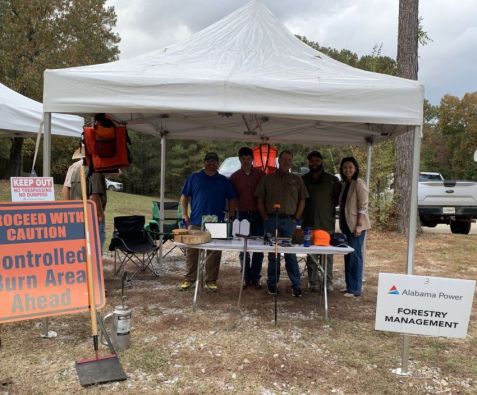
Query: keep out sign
0 201 105 323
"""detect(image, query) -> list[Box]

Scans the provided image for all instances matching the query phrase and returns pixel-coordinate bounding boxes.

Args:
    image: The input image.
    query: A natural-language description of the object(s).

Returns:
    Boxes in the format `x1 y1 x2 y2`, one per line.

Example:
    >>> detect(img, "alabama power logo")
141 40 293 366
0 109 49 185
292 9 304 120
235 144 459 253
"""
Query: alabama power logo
388 285 399 295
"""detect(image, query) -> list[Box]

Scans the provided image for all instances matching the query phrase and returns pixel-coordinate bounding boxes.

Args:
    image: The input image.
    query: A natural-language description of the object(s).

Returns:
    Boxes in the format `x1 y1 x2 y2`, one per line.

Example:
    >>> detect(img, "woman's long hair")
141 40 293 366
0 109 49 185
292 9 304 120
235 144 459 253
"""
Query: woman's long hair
339 156 360 181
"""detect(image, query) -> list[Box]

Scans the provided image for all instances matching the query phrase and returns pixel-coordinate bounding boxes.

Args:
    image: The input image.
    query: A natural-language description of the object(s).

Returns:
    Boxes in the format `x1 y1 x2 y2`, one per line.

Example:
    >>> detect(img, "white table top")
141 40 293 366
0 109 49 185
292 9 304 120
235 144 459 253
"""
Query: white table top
174 238 353 255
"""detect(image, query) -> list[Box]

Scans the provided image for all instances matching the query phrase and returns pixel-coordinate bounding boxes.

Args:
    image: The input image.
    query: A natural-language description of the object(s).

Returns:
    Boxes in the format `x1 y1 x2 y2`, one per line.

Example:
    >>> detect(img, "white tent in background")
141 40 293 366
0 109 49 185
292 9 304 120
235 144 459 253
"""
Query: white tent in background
43 0 423 371
0 82 83 138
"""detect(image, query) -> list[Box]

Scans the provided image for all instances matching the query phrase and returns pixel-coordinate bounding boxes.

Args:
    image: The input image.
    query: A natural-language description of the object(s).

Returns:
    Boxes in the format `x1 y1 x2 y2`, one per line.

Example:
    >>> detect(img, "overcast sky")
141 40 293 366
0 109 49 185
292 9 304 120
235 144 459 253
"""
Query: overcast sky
106 0 477 105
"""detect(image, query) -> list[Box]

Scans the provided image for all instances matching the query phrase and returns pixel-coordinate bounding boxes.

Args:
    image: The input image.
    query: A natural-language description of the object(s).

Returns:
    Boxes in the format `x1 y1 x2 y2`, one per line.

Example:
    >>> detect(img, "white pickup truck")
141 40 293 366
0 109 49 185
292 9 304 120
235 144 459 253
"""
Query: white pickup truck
418 172 477 234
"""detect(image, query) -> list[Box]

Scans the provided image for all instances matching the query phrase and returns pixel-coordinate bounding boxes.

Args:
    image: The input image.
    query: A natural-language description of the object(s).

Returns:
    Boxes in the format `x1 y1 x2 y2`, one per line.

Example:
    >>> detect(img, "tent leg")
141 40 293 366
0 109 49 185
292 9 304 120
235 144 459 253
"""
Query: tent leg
40 112 57 339
399 125 422 375
363 140 373 281
43 112 51 177
158 132 166 268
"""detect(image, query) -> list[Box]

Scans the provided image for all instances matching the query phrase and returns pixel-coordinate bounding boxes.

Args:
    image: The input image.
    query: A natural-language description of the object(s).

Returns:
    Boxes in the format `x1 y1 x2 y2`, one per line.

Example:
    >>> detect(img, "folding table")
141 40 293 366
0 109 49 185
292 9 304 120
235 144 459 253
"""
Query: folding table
175 239 353 319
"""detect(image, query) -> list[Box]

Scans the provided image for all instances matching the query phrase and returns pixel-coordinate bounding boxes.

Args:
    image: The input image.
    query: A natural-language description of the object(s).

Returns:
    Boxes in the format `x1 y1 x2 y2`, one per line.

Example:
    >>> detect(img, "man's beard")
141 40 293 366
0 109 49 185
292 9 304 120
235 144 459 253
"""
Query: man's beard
309 164 323 173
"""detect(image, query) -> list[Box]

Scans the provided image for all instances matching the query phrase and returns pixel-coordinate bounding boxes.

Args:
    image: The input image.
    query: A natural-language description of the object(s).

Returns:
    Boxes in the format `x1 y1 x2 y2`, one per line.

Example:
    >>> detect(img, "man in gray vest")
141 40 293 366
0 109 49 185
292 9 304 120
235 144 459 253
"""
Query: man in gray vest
62 145 107 254
62 146 85 201
301 151 340 292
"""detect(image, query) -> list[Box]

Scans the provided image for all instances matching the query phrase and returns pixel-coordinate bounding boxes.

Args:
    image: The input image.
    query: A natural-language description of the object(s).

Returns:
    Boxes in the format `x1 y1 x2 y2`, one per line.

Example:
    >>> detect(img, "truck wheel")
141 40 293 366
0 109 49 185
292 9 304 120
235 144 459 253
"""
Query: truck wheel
450 221 471 235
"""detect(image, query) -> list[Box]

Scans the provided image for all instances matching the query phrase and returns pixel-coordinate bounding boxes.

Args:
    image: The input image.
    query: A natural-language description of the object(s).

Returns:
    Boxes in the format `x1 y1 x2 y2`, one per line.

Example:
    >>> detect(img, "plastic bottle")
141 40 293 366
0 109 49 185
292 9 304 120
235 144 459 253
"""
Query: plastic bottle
303 227 312 247
292 224 304 245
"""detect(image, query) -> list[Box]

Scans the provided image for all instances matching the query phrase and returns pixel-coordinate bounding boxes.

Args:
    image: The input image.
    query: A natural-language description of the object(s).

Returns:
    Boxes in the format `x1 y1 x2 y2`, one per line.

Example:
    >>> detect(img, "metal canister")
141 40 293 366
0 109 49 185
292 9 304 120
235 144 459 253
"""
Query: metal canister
102 304 132 351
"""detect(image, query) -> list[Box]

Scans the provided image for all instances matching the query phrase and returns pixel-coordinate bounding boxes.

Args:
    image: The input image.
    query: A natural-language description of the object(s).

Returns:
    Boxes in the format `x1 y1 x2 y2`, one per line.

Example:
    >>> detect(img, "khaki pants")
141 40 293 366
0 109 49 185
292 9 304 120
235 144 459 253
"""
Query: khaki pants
184 225 221 283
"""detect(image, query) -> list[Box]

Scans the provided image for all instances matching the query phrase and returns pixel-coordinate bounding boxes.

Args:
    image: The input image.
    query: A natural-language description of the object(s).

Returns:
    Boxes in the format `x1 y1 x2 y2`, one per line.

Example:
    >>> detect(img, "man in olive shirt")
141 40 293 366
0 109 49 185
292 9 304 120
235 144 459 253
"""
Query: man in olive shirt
302 151 340 292
255 150 308 297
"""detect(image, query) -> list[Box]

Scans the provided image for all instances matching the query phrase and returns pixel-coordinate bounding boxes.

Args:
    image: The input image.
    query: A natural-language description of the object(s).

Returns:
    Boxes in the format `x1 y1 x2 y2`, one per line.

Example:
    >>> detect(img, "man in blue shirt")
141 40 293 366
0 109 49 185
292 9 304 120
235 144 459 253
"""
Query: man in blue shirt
180 152 236 291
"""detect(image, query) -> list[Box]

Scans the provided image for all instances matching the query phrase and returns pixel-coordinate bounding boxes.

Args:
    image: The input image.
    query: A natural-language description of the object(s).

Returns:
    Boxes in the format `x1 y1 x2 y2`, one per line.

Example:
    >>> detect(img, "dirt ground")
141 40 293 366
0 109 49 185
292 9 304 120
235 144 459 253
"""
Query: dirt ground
1 231 476 394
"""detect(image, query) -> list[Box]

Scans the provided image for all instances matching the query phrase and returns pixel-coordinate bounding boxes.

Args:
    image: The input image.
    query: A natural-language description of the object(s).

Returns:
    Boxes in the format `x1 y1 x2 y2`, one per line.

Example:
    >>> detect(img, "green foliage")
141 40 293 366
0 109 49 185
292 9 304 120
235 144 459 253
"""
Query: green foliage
0 0 120 177
0 0 119 98
427 92 477 180
418 17 433 46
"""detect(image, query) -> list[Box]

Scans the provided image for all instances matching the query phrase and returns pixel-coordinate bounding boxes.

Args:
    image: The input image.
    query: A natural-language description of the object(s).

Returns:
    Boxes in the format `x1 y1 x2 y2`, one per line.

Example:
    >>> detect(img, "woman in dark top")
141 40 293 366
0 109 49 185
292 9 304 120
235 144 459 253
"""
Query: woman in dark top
339 157 371 297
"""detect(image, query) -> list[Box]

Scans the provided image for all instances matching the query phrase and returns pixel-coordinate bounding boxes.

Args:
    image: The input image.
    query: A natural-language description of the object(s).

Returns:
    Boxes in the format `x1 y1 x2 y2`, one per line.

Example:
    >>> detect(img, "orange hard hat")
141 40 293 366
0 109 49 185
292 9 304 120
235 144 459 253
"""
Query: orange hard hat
313 229 330 246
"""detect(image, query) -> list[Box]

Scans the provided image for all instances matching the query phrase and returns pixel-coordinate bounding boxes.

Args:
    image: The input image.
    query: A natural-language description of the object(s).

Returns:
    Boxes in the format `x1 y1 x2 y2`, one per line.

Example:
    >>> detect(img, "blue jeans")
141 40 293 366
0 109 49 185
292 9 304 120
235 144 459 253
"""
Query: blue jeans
343 230 366 295
264 217 301 290
99 221 106 255
237 211 264 284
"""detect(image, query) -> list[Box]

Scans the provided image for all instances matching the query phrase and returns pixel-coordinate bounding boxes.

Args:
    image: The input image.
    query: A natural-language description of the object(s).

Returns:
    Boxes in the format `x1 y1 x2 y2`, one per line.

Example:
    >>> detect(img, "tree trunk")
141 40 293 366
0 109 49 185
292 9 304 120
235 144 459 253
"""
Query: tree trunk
7 137 24 177
395 0 420 234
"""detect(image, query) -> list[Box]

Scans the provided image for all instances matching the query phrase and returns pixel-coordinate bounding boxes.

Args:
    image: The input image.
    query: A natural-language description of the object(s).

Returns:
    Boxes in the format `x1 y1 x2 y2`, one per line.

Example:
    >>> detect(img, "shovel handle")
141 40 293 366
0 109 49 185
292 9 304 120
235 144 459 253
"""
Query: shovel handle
80 168 98 339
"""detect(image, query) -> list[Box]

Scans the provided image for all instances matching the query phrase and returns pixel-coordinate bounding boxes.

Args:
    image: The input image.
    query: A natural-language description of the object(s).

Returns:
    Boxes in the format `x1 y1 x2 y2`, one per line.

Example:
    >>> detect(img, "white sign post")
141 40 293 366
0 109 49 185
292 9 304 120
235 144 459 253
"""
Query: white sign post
10 177 55 202
376 273 476 339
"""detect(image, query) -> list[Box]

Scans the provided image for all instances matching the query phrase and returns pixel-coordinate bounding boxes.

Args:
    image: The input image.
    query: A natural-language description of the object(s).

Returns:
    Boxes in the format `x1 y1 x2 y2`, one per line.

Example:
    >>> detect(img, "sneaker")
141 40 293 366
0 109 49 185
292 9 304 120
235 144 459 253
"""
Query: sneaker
292 288 302 298
343 292 360 298
326 283 334 292
205 281 218 292
253 281 263 290
180 280 192 291
267 285 278 295
310 286 320 293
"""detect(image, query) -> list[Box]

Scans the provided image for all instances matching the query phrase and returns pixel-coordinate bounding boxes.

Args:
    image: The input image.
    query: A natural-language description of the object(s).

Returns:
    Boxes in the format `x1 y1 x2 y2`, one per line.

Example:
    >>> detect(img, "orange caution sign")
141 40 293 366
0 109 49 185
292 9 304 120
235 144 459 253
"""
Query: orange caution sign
0 201 105 324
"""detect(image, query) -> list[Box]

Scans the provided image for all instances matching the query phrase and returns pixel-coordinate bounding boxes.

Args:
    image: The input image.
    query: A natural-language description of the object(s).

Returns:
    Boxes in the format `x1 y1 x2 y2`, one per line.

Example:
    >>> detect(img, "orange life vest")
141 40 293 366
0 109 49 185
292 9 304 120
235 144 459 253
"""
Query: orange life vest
253 144 277 174
82 116 131 172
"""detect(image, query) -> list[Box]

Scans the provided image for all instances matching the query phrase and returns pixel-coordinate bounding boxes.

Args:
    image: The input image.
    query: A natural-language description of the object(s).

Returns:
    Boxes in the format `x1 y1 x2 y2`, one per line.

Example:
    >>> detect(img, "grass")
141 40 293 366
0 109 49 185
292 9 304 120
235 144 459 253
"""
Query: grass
0 180 476 393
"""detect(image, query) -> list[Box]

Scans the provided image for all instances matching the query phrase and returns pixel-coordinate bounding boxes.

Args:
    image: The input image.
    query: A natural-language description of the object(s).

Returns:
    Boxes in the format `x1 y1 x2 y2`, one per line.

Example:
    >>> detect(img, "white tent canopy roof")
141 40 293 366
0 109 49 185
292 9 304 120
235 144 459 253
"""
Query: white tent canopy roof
0 83 83 138
43 0 423 145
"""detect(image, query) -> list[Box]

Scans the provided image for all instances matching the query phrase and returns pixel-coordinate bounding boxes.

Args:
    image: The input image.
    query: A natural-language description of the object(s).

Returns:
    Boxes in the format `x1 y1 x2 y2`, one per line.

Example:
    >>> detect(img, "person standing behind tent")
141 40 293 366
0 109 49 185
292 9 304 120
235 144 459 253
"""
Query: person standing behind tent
62 145 107 254
301 150 340 292
255 150 308 297
230 146 265 289
338 156 370 298
62 146 85 200
179 152 237 292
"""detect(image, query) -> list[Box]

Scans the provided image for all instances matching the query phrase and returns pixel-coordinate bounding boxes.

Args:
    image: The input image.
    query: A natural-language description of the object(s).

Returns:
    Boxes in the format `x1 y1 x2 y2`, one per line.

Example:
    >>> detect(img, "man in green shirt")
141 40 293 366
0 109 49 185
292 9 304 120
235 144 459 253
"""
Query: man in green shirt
302 151 340 292
255 150 308 297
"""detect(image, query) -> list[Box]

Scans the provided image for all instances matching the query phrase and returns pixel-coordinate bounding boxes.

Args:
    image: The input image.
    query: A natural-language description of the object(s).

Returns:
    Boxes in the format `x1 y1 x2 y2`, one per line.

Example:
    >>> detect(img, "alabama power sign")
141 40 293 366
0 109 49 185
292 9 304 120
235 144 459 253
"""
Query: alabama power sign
0 201 105 323
375 273 475 339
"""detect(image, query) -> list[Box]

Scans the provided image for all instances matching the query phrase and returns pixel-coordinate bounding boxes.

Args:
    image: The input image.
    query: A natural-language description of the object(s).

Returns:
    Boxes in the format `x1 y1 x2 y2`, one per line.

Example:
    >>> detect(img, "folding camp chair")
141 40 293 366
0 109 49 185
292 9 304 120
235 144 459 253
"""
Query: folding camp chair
109 215 159 280
144 201 184 262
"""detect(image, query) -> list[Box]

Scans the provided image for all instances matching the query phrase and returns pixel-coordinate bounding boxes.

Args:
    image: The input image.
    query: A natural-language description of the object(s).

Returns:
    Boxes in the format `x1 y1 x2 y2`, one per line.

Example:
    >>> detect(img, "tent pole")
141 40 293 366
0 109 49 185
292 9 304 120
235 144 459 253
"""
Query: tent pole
42 112 52 177
400 125 422 374
41 112 56 339
365 140 372 187
158 131 166 267
362 139 373 281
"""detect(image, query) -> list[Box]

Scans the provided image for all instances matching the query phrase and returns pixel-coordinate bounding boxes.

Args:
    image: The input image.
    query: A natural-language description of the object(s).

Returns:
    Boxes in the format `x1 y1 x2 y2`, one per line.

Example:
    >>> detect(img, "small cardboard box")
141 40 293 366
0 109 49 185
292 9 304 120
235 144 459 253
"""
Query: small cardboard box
174 230 211 244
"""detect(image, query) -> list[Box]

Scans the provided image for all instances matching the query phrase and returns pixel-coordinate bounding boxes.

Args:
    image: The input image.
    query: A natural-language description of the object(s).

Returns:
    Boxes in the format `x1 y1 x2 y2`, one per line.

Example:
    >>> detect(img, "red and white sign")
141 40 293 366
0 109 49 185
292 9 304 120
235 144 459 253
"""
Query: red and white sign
10 177 55 202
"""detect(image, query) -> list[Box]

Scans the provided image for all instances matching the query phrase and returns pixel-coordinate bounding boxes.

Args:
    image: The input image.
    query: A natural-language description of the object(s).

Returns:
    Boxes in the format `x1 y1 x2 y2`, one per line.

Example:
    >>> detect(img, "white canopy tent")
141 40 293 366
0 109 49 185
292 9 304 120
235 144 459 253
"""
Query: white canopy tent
43 0 423 370
0 82 83 138
43 1 422 145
